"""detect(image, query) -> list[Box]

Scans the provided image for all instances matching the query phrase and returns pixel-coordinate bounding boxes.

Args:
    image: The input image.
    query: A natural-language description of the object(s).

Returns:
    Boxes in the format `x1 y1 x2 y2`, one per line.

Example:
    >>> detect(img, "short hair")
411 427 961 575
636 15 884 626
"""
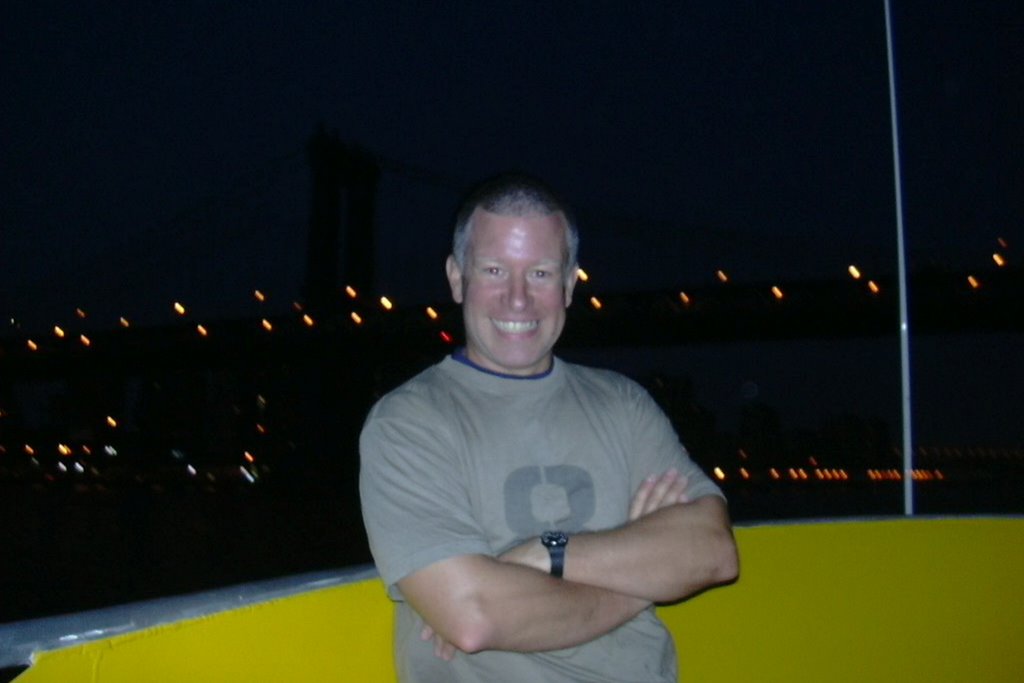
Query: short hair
452 172 579 278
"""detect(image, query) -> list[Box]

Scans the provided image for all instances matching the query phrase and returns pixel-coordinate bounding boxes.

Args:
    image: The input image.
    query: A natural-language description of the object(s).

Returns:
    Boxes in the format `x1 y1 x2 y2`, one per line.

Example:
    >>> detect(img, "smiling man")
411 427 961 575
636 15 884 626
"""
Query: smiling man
359 173 738 682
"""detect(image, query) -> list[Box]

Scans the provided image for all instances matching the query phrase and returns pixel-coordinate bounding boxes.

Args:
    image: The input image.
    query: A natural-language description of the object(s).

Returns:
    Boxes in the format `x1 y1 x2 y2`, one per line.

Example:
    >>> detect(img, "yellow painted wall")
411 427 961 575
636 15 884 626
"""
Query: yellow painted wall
15 518 1024 682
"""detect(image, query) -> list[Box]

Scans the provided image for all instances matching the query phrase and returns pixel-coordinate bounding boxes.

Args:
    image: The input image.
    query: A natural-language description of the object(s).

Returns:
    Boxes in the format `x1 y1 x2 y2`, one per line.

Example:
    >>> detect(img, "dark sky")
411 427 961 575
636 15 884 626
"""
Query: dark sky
2 1 1021 331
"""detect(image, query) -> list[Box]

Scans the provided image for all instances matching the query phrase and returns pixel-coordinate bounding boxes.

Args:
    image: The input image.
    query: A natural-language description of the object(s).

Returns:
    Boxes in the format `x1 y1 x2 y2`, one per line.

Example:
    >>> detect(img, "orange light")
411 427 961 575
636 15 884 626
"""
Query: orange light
261 319 273 332
256 424 267 434
967 275 981 289
576 268 590 282
244 451 255 463
713 467 726 481
425 307 439 320
119 317 131 328
350 312 363 325
292 301 304 312
75 308 87 319
993 252 1006 267
53 326 65 338
848 265 862 279
380 296 394 311
58 444 72 456
997 237 1008 249
739 468 750 480
25 445 35 456
345 285 358 299
302 314 314 327
589 296 603 310
254 290 266 302
196 324 208 337
27 339 39 351
173 302 186 315
716 270 729 283
771 286 784 300
106 416 118 428
679 292 691 306
867 280 881 294
79 334 91 347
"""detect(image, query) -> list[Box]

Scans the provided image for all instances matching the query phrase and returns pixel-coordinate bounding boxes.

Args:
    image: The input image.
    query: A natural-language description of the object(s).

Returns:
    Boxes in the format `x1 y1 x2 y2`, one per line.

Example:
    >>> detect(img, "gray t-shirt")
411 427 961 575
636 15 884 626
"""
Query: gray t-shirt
360 355 724 682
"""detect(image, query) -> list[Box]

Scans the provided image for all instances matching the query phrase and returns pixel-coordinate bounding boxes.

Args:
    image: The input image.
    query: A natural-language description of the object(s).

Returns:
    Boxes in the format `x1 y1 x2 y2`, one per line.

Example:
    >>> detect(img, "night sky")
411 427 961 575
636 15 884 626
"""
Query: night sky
4 1 1019 331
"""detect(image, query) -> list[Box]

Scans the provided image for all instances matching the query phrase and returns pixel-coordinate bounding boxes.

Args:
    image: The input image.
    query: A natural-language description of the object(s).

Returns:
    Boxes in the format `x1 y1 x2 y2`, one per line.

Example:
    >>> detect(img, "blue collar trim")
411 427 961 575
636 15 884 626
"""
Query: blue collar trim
451 348 553 380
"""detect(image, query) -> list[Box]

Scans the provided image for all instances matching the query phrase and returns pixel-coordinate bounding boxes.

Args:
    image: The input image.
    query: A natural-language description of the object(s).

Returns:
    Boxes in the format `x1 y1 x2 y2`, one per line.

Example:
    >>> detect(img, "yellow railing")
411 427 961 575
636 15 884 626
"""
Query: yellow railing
8 517 1023 682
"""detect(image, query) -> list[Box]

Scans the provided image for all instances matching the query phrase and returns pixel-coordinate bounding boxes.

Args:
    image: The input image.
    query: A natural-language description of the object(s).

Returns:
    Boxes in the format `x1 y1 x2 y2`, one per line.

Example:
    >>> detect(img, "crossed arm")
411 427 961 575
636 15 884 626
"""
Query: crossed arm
398 469 739 658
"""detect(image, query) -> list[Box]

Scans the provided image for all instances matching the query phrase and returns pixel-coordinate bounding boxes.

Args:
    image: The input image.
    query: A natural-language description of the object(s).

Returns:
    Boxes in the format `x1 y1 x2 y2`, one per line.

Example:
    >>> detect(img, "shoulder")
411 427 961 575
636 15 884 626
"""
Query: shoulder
559 359 648 400
367 361 456 421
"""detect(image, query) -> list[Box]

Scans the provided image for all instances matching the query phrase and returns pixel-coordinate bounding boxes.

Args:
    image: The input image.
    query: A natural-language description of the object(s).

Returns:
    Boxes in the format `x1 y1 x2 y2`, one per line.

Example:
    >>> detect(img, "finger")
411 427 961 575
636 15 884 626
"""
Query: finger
667 474 689 505
644 469 679 514
438 638 457 661
630 475 656 520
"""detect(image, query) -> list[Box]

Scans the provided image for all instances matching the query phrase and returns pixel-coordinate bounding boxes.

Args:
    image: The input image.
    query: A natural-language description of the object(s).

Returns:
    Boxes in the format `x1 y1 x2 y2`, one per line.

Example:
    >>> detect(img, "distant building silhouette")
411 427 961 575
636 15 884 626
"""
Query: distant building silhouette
303 125 380 312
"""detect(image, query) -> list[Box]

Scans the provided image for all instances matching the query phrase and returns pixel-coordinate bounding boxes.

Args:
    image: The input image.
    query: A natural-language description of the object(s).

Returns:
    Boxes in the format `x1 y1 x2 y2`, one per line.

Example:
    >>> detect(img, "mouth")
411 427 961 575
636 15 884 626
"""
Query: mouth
491 319 539 334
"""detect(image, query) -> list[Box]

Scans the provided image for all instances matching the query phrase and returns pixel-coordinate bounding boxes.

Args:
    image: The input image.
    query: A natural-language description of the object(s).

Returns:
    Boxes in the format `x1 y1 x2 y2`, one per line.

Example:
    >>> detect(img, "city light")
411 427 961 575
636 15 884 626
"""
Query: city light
261 319 273 332
993 252 1006 267
589 297 603 310
380 296 394 311
173 302 187 315
848 265 862 279
350 312 363 325
302 314 315 327
716 270 729 283
254 290 266 302
577 267 590 282
119 317 131 328
679 292 692 306
345 285 358 299
967 275 981 290
79 334 91 347
76 308 87 319
425 306 439 320
867 280 881 294
27 339 38 351
771 286 784 300
197 324 209 337
54 326 65 338
106 416 118 428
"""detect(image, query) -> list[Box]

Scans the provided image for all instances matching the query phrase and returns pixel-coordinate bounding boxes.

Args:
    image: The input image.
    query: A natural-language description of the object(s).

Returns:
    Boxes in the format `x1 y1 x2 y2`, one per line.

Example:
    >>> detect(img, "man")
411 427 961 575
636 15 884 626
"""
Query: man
359 173 738 682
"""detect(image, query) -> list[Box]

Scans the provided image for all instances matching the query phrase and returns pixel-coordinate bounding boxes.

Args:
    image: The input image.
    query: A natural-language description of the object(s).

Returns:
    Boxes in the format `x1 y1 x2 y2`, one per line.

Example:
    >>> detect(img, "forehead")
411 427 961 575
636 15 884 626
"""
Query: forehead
467 208 568 261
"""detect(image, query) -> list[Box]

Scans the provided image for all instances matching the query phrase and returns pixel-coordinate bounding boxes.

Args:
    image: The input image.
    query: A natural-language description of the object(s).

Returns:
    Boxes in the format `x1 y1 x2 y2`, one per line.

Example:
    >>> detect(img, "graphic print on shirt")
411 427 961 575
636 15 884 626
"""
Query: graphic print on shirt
503 465 595 533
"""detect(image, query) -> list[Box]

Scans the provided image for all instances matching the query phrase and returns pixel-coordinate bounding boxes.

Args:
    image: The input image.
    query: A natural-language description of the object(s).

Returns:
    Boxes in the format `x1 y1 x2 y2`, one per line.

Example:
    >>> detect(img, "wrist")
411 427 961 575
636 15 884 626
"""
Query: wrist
540 531 569 578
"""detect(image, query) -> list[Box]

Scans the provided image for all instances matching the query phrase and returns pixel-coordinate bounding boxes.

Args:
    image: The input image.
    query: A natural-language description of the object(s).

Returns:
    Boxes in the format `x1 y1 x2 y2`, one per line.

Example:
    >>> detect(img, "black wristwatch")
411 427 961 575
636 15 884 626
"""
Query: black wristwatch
540 531 569 578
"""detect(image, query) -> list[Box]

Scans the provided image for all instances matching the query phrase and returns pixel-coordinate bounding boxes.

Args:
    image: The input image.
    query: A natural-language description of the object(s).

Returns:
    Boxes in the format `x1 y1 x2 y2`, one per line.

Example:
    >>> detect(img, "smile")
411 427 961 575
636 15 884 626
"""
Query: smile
491 319 539 333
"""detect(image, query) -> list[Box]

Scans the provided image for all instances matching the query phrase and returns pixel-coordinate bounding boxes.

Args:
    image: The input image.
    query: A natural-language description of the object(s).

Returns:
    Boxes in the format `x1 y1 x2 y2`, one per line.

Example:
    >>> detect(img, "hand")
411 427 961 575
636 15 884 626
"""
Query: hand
421 623 459 661
629 468 689 521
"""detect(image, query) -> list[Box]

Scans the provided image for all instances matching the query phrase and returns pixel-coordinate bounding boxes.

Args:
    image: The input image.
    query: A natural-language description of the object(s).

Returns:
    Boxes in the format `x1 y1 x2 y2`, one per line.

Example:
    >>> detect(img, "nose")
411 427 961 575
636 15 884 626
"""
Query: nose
506 274 529 311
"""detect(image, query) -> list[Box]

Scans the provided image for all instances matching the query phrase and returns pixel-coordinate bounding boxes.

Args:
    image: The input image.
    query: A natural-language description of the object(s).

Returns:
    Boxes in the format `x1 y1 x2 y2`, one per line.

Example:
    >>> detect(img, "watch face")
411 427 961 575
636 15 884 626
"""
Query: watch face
541 531 568 548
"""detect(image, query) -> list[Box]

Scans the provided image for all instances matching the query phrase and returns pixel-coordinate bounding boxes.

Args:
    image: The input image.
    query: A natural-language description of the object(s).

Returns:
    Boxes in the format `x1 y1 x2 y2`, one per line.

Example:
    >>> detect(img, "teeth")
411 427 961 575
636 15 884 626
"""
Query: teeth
493 320 538 333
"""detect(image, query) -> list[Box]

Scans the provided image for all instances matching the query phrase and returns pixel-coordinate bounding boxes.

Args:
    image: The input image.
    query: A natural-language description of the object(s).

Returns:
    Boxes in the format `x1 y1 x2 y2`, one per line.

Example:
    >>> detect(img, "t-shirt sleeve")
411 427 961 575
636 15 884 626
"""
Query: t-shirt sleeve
359 390 493 598
623 380 725 503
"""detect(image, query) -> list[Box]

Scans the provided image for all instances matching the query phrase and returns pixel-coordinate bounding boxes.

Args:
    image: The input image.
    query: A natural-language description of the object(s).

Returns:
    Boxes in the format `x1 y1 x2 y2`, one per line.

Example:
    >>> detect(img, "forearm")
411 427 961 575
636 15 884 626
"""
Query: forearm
568 495 738 602
399 554 650 654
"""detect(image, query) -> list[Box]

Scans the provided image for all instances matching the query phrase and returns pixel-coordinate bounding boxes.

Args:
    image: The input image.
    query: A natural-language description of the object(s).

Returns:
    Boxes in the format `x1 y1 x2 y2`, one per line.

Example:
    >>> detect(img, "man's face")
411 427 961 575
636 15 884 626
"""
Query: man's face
446 208 577 376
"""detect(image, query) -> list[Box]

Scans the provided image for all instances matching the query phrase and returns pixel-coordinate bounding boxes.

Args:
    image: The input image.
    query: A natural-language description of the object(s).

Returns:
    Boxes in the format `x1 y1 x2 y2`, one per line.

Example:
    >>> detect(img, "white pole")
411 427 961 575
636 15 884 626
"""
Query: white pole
883 0 914 515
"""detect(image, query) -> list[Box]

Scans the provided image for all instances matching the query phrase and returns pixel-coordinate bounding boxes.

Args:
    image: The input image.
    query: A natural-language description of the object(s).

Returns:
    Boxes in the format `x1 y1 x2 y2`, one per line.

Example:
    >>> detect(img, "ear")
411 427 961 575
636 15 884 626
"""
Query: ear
563 264 580 308
445 255 465 304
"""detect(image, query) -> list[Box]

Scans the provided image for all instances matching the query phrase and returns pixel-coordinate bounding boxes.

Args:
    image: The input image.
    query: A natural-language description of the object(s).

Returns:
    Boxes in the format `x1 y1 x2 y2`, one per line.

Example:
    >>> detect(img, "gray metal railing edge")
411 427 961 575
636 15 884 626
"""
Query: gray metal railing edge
0 564 379 669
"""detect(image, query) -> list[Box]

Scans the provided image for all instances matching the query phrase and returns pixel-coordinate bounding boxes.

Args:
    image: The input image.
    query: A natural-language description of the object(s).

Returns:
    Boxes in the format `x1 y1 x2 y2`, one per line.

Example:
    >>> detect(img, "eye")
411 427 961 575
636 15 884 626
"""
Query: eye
533 269 551 278
483 266 502 276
